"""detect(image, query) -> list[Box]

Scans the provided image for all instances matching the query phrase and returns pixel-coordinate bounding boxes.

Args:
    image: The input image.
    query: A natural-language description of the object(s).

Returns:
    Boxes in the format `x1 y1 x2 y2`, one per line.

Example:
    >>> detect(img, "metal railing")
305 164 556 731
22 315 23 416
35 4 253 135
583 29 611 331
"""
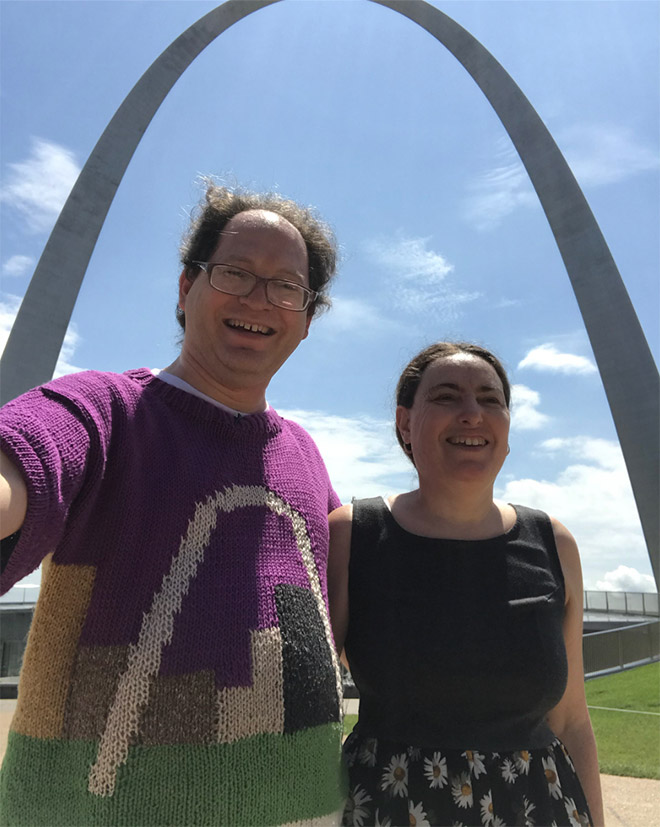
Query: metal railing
583 620 660 678
583 590 658 616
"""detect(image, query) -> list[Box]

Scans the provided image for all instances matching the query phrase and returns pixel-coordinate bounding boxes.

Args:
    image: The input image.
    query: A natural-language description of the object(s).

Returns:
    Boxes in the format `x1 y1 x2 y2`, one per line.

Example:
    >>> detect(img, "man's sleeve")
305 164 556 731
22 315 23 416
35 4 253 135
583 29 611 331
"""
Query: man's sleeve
0 385 92 592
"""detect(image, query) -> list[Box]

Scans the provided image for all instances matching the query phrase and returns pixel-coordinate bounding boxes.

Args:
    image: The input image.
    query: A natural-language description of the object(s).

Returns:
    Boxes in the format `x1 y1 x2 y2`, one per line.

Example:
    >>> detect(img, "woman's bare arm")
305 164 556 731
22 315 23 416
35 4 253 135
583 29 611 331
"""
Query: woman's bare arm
327 504 353 660
546 517 604 827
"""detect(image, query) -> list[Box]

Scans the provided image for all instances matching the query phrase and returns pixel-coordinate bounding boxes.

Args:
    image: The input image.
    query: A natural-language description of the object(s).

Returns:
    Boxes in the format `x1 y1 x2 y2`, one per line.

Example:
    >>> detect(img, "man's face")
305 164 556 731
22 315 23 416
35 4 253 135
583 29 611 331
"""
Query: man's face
178 210 312 394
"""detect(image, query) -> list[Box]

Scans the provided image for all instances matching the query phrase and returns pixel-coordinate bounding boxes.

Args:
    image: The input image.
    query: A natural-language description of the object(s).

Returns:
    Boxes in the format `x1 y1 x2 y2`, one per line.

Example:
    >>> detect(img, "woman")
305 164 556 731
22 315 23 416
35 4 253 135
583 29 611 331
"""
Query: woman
328 342 603 827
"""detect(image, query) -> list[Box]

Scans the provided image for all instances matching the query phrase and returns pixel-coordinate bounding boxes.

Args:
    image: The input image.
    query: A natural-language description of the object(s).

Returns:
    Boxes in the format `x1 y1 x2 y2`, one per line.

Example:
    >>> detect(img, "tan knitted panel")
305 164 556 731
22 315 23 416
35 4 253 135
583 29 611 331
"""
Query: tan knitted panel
11 557 96 738
140 668 216 745
63 645 130 739
216 626 285 744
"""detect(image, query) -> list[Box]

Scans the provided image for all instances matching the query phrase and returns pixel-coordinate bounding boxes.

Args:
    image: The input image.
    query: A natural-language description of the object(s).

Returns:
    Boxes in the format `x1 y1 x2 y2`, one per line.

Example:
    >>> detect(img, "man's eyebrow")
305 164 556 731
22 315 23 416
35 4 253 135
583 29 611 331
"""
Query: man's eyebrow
225 257 306 282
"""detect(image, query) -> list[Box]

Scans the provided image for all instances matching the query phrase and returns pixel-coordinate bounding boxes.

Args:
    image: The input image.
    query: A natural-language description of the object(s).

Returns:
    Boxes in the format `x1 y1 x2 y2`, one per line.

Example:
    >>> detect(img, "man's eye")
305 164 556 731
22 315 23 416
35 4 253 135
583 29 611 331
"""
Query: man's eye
224 268 249 279
277 281 301 293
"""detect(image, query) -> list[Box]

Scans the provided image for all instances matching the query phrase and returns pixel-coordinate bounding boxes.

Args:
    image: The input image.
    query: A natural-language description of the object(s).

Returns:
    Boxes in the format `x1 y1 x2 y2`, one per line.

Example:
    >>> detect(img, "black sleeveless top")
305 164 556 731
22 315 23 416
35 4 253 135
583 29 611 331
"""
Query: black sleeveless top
345 497 568 751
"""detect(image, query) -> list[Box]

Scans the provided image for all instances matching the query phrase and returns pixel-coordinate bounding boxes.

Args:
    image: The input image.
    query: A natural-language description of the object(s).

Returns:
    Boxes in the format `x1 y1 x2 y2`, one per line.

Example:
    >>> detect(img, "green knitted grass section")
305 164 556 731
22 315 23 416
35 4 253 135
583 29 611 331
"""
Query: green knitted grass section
0 723 346 826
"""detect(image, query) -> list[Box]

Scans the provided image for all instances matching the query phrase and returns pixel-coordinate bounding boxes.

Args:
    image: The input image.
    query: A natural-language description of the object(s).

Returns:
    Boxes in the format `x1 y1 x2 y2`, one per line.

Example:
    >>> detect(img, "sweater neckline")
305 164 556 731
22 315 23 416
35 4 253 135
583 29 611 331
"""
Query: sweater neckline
125 367 283 436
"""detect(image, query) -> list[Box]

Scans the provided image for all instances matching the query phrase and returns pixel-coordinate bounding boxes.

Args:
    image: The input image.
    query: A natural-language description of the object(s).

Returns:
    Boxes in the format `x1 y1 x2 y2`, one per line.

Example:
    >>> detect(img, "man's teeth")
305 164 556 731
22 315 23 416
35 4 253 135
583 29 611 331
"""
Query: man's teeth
448 436 487 446
228 320 271 335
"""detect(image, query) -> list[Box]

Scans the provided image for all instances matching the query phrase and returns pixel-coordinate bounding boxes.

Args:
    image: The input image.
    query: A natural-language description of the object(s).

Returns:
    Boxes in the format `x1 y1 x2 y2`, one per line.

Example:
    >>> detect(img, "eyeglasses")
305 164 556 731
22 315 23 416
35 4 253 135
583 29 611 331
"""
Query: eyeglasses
193 262 317 312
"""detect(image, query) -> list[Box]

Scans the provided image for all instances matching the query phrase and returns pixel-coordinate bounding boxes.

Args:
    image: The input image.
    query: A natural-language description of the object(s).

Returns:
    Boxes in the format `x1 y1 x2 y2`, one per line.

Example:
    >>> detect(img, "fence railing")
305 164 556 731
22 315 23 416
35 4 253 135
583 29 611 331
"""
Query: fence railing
583 590 658 616
583 620 660 678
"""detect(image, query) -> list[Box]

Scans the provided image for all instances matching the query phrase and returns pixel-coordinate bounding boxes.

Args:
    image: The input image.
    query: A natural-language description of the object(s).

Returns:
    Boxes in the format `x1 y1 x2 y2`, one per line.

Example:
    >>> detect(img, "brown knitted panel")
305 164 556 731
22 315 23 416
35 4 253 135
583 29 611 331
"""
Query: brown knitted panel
63 644 130 739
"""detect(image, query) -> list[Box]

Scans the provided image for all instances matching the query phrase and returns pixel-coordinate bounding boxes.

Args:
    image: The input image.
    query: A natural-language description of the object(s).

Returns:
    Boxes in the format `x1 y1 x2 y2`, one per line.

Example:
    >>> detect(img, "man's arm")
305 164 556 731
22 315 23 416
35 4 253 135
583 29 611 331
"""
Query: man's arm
0 450 27 539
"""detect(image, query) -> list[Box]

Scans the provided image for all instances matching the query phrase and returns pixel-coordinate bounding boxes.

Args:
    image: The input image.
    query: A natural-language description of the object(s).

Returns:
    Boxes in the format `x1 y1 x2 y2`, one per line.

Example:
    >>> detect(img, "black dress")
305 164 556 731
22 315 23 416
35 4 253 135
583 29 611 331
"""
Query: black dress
342 497 592 827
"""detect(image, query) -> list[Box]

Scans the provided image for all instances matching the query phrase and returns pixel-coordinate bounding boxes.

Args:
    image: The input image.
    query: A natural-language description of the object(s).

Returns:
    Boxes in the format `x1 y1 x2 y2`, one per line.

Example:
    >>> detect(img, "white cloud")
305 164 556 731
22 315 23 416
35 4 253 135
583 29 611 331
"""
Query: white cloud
464 125 659 230
314 295 402 338
509 383 550 431
560 124 660 188
497 436 652 589
278 408 414 503
363 234 479 315
463 141 536 230
518 343 597 375
2 255 35 278
0 138 80 233
596 565 656 594
1 294 84 378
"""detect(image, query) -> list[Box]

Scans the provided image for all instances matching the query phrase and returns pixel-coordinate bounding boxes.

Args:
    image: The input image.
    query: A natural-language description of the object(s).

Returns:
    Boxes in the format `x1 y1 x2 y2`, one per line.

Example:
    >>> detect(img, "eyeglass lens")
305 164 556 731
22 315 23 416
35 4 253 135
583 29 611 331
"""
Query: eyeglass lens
210 265 310 310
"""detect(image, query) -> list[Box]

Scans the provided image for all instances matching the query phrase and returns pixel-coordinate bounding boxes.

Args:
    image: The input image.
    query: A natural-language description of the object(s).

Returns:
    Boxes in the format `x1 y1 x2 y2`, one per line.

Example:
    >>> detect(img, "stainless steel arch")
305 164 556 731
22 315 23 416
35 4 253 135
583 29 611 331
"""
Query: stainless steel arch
1 0 657 586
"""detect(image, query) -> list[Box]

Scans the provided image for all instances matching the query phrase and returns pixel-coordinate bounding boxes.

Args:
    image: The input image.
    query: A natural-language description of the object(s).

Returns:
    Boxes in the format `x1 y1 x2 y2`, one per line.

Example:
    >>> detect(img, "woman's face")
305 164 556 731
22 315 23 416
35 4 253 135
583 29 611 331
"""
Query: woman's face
396 353 511 486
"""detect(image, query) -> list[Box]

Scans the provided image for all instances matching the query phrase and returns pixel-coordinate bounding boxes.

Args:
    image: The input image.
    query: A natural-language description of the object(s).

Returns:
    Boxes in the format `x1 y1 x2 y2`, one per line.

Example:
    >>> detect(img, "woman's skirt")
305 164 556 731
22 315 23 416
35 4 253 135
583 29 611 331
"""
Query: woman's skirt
342 731 592 827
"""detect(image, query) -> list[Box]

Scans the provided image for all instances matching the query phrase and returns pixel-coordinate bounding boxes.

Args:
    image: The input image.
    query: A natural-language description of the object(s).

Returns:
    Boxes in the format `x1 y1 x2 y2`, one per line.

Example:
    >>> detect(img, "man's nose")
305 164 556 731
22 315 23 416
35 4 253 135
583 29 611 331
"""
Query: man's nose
240 277 271 310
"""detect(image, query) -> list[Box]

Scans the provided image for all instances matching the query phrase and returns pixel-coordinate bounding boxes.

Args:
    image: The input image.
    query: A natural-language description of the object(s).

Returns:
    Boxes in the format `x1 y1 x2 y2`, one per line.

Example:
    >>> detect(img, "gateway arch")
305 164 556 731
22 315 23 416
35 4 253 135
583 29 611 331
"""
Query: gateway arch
1 0 658 586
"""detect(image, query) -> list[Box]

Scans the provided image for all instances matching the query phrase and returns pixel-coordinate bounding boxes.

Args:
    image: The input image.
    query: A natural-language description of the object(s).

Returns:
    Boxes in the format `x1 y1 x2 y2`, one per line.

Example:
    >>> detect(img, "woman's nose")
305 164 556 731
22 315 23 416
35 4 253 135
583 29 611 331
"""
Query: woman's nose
458 397 482 423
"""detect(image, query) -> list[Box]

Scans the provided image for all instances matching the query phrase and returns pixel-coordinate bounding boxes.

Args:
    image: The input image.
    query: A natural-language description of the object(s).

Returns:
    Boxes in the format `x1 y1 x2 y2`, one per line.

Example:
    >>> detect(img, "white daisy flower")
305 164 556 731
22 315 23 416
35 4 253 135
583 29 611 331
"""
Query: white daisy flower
423 751 448 789
542 755 562 799
564 797 582 827
492 818 506 827
521 796 536 826
344 785 372 827
479 790 494 825
408 801 430 827
358 738 378 767
451 772 474 809
374 810 392 827
463 749 487 778
380 752 408 798
514 749 532 775
500 757 518 784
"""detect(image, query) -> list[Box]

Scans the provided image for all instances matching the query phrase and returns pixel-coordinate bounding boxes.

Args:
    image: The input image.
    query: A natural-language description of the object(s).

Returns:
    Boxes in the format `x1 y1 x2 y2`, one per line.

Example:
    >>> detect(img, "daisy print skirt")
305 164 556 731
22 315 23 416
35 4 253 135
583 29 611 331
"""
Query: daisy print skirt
342 732 592 827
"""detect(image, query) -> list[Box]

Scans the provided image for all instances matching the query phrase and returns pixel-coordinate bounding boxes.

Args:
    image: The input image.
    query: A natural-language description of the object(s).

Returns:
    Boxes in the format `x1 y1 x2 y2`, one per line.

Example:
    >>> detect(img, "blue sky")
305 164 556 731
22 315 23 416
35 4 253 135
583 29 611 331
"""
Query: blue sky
1 0 658 592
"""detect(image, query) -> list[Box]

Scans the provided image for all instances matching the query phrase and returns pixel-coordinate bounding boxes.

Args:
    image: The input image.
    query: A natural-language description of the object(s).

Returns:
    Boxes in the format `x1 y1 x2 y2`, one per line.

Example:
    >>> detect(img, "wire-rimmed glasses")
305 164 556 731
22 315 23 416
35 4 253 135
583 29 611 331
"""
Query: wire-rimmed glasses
193 262 317 312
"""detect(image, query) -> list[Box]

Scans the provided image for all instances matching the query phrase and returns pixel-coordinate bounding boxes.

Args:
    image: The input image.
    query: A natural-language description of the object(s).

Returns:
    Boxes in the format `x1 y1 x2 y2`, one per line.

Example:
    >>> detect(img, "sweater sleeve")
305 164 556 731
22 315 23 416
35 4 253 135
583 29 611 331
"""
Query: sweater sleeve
0 384 93 592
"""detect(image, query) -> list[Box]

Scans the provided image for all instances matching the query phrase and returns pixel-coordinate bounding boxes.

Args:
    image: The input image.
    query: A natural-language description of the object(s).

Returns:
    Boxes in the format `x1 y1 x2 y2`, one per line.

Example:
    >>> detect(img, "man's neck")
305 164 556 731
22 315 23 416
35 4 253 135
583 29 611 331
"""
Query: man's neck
162 357 268 414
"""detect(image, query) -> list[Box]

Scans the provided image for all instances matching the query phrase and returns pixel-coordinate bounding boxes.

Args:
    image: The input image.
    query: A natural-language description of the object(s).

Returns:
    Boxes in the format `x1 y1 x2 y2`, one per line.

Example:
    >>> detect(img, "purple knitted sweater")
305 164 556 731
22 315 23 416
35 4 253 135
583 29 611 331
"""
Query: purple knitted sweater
0 368 344 826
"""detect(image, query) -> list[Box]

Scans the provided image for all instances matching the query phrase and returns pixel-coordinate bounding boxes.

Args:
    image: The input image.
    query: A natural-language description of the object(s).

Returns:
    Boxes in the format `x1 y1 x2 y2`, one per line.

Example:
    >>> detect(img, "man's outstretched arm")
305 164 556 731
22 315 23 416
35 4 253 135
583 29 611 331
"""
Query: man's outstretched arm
0 450 27 539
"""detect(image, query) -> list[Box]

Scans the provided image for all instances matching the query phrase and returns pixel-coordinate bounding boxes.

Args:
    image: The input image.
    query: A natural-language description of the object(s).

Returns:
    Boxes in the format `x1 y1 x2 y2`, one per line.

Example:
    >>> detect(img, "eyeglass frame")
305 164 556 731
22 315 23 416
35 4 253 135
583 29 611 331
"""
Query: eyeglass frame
192 261 318 312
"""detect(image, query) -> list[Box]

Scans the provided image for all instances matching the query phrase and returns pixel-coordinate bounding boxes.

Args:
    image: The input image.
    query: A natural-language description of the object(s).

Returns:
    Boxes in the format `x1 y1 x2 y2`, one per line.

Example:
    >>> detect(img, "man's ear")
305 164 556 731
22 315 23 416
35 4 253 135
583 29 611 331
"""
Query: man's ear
302 311 313 340
178 268 193 309
395 405 412 444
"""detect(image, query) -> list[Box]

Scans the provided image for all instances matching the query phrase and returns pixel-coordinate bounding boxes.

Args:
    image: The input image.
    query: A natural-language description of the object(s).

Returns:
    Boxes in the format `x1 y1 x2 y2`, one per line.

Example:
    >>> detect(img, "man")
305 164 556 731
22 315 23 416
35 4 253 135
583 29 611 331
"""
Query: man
0 185 345 826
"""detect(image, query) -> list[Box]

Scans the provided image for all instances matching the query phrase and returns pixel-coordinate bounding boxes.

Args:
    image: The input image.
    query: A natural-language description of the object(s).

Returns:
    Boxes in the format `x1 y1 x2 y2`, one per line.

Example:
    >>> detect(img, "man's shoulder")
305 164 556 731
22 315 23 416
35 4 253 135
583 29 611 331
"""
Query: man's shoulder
39 367 152 402
3 368 155 425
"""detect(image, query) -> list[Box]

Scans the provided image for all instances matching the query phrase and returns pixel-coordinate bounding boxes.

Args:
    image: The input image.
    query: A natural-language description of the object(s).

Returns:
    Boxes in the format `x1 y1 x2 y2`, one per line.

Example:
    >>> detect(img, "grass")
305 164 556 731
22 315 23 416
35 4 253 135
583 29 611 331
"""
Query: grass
342 662 660 778
585 661 660 778
343 714 358 738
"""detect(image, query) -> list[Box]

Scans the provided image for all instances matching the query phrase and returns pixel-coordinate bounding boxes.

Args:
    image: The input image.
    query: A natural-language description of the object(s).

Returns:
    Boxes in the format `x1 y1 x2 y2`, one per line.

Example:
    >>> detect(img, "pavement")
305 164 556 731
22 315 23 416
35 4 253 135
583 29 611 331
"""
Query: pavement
1 699 657 826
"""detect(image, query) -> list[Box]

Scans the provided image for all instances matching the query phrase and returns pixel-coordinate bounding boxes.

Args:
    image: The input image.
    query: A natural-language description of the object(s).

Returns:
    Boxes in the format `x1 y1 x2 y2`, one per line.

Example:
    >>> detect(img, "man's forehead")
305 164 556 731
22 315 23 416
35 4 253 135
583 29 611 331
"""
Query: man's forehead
225 209 294 232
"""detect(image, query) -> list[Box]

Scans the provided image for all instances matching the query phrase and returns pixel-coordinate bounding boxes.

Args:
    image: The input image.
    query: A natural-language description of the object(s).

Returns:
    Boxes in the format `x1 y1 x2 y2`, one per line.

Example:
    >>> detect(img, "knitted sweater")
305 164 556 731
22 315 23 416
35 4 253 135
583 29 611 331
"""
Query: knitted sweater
0 368 345 826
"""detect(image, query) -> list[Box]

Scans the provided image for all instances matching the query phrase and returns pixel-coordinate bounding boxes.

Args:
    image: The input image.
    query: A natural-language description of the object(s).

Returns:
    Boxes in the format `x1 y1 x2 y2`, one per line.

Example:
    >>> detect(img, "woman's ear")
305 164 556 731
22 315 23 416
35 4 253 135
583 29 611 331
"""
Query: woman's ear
395 405 412 445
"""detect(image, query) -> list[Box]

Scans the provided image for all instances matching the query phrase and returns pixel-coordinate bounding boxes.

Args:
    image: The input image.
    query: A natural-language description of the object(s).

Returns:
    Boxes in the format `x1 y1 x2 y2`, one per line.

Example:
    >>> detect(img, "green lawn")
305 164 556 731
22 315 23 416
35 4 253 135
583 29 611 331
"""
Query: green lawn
585 661 660 778
343 662 660 779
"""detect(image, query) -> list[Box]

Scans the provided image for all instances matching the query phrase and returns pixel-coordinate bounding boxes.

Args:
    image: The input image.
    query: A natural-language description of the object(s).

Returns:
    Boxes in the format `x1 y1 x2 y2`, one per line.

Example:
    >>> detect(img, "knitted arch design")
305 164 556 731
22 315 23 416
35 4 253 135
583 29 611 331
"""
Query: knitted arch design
1 0 656 584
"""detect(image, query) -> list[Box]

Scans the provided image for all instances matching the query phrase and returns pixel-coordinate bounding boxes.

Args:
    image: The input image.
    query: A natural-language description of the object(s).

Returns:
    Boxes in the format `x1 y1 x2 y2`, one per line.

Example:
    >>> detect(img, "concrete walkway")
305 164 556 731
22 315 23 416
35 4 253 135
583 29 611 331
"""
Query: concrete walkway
1 699 657 825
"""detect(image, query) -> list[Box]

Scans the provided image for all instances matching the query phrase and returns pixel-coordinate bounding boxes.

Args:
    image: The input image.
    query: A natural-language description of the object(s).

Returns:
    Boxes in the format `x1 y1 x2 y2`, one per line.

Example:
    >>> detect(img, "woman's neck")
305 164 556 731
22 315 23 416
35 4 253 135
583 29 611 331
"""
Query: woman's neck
390 484 513 541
